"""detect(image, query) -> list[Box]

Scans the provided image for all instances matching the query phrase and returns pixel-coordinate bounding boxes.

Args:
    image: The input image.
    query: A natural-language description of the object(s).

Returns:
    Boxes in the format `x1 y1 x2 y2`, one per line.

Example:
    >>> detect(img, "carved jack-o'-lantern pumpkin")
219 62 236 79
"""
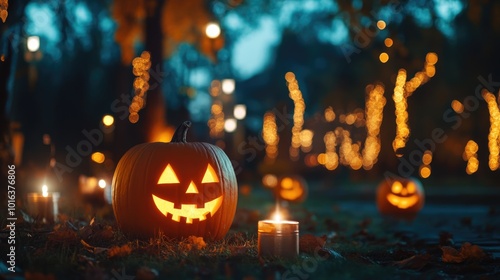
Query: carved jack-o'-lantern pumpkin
112 121 238 240
376 176 424 218
275 175 308 203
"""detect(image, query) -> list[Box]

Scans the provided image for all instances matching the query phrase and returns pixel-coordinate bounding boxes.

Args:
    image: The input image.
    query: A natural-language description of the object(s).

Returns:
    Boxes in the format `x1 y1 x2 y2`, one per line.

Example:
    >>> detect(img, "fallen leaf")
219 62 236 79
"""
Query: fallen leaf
393 254 431 270
108 244 133 258
299 234 326 254
180 236 207 251
47 227 79 246
441 246 463 263
460 242 487 262
441 242 488 263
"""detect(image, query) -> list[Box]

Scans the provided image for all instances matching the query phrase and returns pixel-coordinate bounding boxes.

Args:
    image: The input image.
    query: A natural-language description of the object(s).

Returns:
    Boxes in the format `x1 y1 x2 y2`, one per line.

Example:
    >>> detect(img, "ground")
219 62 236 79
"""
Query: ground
1 179 499 279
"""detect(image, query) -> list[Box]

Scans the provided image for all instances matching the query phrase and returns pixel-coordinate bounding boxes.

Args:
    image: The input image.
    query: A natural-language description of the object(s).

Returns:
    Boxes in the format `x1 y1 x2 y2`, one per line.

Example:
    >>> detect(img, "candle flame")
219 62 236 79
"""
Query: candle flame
272 211 282 222
42 185 48 197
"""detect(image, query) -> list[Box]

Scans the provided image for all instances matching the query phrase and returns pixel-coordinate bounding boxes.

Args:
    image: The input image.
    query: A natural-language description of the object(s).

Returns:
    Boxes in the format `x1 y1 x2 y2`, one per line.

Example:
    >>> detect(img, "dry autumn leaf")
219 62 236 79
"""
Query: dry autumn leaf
441 242 487 263
108 244 133 258
181 236 207 251
299 234 326 254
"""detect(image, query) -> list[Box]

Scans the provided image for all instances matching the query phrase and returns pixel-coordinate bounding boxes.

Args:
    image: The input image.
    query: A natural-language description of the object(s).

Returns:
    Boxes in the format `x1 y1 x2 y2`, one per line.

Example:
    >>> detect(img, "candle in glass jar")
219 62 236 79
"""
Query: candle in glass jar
258 211 299 259
26 185 60 223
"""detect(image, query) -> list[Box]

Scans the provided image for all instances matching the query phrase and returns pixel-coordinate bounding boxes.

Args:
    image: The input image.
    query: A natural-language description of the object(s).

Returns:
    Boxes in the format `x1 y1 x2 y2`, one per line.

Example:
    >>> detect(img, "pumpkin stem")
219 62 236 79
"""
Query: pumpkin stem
171 121 191 143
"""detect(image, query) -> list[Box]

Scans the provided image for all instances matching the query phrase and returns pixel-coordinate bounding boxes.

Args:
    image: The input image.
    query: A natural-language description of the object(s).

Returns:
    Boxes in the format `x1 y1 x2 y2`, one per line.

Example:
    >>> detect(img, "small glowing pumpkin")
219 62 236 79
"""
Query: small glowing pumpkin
275 175 308 203
112 121 238 240
376 176 424 218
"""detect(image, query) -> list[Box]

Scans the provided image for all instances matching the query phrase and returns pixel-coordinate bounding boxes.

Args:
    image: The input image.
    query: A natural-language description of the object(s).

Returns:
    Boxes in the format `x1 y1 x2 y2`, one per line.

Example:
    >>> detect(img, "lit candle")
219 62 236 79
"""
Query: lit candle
258 209 299 259
26 185 60 223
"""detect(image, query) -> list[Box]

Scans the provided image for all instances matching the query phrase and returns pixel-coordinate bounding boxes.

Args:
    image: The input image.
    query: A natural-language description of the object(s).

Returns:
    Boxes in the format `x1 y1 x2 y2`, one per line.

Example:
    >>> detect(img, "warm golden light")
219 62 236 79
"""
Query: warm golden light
201 164 219 183
263 112 279 160
300 129 314 152
234 104 247 120
323 132 338 170
272 210 282 222
158 164 180 184
222 79 235 94
98 179 106 189
285 72 306 160
91 152 105 164
102 115 114 126
377 20 386 30
379 52 389 63
384 38 393 47
482 91 500 171
27 36 40 52
208 101 224 138
205 22 221 39
224 118 237 133
324 106 336 122
419 165 431 178
130 51 151 122
42 185 48 197
426 52 438 65
262 174 278 188
152 195 223 224
422 150 433 165
362 84 386 169
0 0 8 23
464 140 479 174
392 69 408 154
451 100 464 114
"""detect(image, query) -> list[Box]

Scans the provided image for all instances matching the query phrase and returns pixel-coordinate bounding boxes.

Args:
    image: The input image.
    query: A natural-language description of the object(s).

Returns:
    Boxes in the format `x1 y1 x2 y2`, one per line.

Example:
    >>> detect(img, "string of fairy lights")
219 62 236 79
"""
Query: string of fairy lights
262 111 279 161
129 51 151 124
392 52 438 155
362 84 386 169
463 140 479 174
208 101 225 138
482 91 500 171
285 72 306 161
0 0 7 23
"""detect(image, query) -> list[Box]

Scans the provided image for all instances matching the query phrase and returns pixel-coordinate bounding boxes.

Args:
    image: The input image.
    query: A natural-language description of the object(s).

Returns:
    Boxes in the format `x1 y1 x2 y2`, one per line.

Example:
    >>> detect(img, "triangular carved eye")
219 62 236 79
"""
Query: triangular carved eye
158 164 180 184
201 164 219 183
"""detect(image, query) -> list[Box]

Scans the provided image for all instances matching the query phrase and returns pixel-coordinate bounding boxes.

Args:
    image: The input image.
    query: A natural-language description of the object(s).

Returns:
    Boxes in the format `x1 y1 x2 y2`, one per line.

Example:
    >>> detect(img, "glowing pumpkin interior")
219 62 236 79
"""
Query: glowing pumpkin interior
152 163 223 224
386 180 419 209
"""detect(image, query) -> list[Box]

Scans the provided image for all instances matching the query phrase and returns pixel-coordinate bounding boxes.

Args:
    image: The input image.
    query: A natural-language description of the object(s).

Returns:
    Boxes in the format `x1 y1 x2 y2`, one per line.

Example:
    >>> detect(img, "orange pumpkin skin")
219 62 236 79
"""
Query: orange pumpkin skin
275 175 308 203
376 176 424 218
112 122 238 240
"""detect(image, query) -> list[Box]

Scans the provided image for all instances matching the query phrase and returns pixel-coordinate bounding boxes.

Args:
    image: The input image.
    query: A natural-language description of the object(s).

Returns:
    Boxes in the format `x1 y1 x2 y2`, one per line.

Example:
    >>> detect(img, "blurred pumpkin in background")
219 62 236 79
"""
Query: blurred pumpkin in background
376 176 424 218
275 175 308 203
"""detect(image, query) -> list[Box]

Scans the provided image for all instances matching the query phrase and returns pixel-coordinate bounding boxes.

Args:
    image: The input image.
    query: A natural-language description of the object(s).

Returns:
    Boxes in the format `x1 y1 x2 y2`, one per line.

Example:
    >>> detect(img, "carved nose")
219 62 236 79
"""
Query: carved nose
401 188 408 195
185 181 199 194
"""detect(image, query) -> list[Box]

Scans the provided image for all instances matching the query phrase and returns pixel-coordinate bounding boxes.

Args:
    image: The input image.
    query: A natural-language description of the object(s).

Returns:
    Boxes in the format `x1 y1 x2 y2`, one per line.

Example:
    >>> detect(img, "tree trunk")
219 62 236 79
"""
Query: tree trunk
142 0 170 142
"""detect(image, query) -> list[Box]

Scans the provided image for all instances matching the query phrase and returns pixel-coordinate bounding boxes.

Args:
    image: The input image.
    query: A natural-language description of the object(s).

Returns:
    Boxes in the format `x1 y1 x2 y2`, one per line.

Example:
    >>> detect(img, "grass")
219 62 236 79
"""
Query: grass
2 182 499 279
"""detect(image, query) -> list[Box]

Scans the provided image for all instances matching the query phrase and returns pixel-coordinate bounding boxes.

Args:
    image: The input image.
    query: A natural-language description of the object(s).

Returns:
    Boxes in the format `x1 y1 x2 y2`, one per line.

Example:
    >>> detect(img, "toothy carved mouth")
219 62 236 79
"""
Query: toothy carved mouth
386 194 418 209
152 195 223 223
